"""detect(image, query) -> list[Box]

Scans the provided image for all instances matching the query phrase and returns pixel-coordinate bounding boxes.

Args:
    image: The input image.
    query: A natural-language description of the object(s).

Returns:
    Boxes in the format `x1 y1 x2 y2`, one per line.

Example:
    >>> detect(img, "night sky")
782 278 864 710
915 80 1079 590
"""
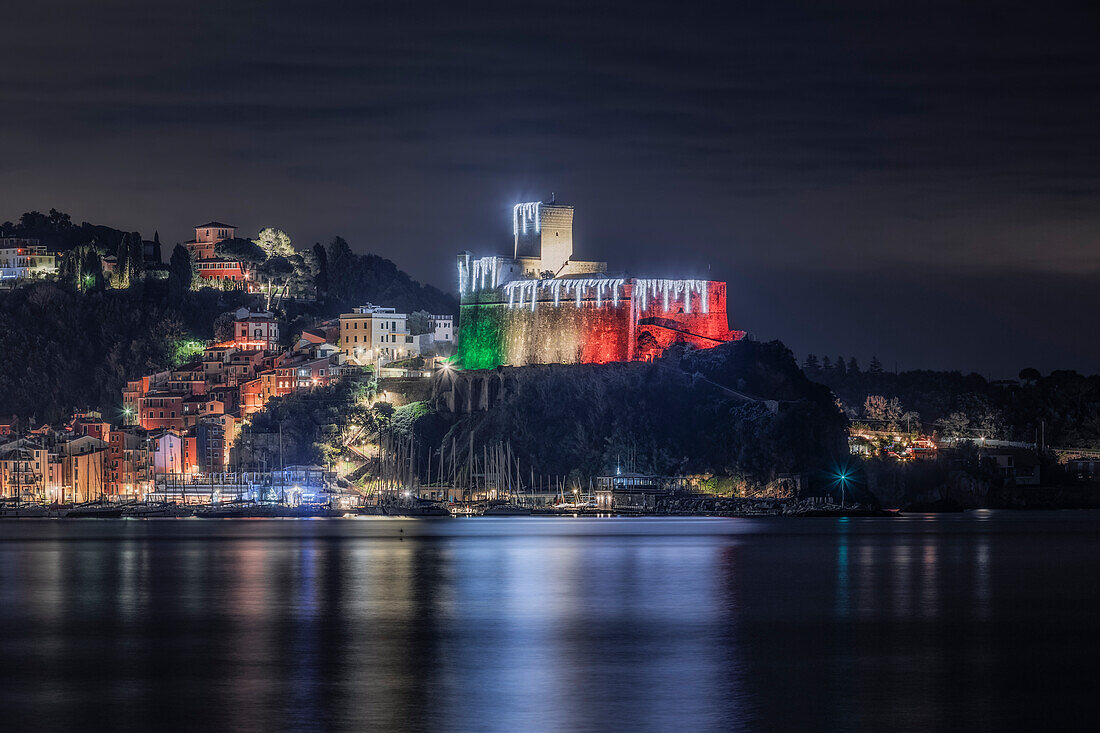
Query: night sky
4 1 1098 375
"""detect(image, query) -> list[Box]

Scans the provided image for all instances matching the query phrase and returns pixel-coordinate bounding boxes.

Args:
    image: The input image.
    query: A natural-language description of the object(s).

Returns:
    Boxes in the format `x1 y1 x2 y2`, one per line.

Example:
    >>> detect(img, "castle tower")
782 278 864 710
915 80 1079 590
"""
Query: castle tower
513 201 573 276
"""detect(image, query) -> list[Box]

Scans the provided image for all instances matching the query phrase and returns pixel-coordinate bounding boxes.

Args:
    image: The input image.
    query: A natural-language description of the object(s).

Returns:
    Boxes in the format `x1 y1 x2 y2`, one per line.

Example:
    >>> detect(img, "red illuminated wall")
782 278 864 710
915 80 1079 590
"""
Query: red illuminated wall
458 278 742 368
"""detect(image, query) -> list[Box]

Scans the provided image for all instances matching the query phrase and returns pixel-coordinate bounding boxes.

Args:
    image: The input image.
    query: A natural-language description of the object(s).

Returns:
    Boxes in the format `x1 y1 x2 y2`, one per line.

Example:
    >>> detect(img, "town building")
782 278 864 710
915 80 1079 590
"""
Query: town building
456 200 743 368
151 431 186 476
233 308 280 350
195 417 228 473
430 315 454 343
0 238 57 282
0 441 51 500
53 435 109 503
123 371 169 420
138 393 186 432
107 428 153 498
339 304 419 365
184 221 249 285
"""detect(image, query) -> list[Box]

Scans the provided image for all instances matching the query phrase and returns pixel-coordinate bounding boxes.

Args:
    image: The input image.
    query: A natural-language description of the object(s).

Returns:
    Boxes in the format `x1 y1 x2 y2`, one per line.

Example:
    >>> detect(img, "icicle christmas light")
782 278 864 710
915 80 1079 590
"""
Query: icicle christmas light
512 202 541 236
457 256 504 295
457 259 468 296
502 278 626 310
631 279 708 314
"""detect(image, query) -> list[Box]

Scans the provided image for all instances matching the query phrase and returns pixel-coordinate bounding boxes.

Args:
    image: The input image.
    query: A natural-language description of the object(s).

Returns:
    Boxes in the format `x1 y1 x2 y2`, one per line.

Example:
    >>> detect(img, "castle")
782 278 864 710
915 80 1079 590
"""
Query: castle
456 200 743 369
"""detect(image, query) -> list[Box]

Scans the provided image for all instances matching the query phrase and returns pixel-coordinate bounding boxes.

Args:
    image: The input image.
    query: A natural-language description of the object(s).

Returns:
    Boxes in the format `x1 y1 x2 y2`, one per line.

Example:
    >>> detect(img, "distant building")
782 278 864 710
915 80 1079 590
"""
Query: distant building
233 308 280 350
184 221 249 286
339 304 419 365
982 449 1042 486
0 238 56 282
594 473 689 511
430 315 454 343
190 420 222 473
53 435 108 503
107 428 153 498
139 393 186 432
0 441 51 500
151 431 185 476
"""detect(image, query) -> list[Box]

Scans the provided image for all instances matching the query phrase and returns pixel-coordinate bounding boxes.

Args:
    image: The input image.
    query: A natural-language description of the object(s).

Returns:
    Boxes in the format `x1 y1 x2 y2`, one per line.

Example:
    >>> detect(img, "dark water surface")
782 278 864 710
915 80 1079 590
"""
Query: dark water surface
2 513 1098 732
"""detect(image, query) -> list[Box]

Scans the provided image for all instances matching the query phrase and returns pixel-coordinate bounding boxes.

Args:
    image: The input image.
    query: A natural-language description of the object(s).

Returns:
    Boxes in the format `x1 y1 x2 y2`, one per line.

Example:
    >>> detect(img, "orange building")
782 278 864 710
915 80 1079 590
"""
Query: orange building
240 378 263 414
139 393 186 432
107 429 152 498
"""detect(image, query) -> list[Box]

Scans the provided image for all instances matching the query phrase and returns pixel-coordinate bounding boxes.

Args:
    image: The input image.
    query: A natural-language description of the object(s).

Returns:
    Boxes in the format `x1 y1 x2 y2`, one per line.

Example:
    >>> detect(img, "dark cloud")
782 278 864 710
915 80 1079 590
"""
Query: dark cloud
2 0 1098 374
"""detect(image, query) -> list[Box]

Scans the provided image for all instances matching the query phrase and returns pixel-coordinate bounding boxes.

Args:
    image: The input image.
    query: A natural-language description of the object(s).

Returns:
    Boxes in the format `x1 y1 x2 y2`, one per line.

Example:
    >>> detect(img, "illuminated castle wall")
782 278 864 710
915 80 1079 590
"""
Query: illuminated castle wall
456 201 743 369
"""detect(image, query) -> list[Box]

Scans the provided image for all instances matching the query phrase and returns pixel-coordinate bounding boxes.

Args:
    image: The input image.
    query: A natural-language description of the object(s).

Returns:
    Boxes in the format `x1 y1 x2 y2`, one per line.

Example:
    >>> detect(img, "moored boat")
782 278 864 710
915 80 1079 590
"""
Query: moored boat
122 502 193 518
481 500 532 516
66 501 126 518
0 503 50 518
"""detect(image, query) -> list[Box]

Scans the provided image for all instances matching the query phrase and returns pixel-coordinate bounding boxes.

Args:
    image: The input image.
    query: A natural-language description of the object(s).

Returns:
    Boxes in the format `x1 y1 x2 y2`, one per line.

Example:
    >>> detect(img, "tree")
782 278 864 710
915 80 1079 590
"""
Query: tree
214 237 266 292
257 255 295 309
407 310 433 335
939 411 970 439
900 410 921 433
254 227 294 259
126 231 145 286
115 235 130 289
213 311 236 343
1019 367 1041 385
79 246 104 291
864 395 903 427
803 354 819 372
168 244 194 302
150 231 163 264
882 397 903 426
835 356 846 376
822 355 833 371
59 245 104 291
215 237 266 266
313 242 329 301
869 356 885 374
864 395 888 421
847 357 860 374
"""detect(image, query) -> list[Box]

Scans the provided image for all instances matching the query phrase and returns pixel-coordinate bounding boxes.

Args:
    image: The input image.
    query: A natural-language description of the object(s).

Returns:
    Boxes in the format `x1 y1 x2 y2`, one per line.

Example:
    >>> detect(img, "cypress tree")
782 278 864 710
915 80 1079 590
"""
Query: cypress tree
115 234 130 288
151 230 163 263
127 231 144 285
168 244 193 303
313 242 329 301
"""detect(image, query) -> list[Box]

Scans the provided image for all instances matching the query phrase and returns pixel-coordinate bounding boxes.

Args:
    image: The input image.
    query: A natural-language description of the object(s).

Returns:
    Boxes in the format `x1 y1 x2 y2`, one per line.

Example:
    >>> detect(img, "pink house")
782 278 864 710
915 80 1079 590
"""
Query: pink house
233 309 280 351
185 221 250 285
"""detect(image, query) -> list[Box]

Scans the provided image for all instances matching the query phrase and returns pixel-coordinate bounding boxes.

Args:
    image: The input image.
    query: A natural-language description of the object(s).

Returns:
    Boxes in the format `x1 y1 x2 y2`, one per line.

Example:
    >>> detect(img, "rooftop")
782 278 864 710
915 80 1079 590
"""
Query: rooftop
195 221 236 229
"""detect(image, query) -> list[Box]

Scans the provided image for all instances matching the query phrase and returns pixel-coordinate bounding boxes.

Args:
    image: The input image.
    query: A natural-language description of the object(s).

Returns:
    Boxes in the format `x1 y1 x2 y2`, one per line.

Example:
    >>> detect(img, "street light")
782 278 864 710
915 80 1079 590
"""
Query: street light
836 470 849 506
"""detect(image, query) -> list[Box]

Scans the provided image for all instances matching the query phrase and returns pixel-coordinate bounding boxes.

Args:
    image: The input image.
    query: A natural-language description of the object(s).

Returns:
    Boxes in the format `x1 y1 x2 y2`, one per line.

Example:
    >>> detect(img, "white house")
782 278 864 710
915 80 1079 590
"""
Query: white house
339 304 419 365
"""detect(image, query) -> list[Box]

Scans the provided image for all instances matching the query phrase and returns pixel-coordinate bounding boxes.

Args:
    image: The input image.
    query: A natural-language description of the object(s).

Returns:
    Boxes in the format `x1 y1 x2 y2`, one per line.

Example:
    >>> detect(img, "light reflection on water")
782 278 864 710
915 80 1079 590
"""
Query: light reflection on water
1 513 1098 732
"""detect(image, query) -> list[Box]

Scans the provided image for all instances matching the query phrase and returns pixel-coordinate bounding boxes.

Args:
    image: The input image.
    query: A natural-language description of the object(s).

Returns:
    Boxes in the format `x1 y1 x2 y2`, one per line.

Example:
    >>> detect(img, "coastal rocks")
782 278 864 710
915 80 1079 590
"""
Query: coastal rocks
653 494 887 517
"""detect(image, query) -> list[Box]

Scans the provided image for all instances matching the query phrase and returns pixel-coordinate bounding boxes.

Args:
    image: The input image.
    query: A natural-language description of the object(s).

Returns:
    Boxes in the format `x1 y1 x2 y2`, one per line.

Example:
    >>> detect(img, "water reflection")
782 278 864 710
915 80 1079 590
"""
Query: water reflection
1 514 1098 731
